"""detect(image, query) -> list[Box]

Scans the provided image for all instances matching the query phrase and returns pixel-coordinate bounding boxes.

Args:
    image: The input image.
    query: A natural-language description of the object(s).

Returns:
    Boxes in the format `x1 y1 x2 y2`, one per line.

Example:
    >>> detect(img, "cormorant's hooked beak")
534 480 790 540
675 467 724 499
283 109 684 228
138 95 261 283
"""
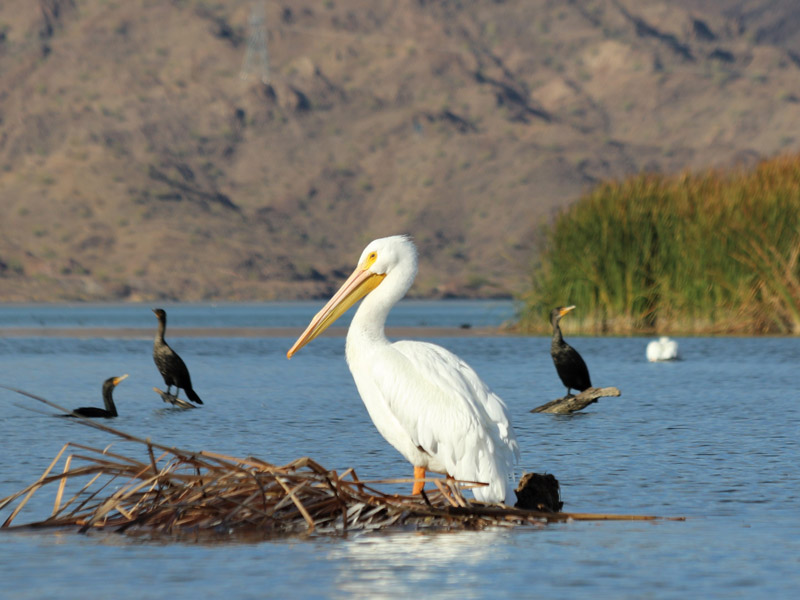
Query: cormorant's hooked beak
287 266 386 358
112 374 129 387
558 305 576 318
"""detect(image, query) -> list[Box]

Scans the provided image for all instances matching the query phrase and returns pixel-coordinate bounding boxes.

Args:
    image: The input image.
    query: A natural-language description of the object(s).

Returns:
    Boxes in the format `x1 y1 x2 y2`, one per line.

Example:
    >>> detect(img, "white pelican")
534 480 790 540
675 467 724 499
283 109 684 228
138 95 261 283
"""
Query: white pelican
646 336 679 362
287 235 520 504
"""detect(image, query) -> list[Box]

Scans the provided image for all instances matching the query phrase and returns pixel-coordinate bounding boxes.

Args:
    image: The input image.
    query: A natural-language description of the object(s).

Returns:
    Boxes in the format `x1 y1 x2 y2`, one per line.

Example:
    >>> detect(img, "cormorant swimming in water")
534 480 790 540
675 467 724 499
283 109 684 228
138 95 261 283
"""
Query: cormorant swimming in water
66 374 129 418
152 308 203 405
550 306 592 397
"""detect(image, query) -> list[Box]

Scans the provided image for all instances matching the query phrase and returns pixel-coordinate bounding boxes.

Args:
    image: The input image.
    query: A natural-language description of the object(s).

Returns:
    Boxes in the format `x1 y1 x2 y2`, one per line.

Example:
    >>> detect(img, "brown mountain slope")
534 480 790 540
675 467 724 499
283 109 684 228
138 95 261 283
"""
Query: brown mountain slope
1 0 800 301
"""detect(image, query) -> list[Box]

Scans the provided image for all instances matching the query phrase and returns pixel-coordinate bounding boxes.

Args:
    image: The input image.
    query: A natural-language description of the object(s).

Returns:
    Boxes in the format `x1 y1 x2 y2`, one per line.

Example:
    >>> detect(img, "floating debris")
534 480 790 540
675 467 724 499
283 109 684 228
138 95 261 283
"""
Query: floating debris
153 387 197 409
531 386 621 414
0 386 679 540
514 472 563 512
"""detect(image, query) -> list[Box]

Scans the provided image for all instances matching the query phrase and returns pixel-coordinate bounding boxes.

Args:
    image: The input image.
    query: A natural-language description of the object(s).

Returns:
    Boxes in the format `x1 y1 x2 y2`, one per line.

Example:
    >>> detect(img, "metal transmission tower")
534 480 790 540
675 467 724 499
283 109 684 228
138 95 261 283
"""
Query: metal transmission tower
240 1 270 84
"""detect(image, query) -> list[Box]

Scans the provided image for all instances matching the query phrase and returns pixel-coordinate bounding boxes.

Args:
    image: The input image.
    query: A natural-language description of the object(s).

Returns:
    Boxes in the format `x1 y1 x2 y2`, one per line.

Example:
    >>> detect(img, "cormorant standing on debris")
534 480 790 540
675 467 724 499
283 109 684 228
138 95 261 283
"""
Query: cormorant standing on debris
66 374 129 418
550 306 592 397
152 308 203 405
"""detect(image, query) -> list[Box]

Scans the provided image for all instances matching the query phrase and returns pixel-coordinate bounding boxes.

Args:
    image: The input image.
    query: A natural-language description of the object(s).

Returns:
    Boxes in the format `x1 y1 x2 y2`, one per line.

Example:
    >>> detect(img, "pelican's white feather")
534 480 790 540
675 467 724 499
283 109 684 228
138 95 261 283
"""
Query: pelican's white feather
358 339 519 503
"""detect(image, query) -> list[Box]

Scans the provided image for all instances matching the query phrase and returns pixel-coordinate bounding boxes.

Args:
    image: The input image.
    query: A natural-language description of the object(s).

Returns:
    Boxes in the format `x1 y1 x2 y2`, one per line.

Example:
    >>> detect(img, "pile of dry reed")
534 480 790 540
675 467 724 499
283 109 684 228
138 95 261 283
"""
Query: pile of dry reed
0 387 677 540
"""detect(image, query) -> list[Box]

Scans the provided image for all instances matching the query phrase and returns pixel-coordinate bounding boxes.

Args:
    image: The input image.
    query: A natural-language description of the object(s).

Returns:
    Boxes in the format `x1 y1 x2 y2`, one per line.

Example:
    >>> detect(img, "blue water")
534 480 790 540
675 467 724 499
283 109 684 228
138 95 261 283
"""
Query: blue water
1 303 799 599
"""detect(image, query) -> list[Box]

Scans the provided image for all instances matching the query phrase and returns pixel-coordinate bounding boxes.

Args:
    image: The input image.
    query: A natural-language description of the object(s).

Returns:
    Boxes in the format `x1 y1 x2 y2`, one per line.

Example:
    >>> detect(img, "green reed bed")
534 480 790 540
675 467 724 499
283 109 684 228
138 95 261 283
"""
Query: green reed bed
519 155 800 334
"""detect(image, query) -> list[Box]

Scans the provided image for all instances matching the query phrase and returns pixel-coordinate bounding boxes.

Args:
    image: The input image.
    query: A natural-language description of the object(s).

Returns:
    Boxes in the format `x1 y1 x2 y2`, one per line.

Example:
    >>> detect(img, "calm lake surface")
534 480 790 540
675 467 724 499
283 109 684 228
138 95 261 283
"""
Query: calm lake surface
1 302 798 599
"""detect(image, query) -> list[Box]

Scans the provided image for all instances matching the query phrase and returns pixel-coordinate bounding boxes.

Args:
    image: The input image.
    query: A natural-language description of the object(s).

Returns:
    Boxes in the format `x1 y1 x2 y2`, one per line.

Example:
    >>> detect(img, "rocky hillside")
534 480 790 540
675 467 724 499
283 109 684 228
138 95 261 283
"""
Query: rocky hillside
2 0 800 301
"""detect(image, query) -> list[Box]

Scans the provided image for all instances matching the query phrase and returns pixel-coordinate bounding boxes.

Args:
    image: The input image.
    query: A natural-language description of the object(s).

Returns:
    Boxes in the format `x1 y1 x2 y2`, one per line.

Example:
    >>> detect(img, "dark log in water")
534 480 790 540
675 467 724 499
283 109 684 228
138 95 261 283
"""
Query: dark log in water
514 472 563 512
153 387 197 409
531 386 621 414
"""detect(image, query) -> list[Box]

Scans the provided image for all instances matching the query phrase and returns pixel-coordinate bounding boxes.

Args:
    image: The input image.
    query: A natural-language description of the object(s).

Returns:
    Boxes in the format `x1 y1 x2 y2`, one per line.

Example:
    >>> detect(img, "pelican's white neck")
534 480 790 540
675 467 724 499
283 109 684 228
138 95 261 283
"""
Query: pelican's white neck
349 295 391 346
347 246 417 349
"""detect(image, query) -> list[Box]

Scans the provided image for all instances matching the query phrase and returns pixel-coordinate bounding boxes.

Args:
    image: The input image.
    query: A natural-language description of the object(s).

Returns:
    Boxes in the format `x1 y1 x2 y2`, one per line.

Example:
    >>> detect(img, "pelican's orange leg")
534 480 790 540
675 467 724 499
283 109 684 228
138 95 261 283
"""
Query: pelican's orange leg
412 466 426 495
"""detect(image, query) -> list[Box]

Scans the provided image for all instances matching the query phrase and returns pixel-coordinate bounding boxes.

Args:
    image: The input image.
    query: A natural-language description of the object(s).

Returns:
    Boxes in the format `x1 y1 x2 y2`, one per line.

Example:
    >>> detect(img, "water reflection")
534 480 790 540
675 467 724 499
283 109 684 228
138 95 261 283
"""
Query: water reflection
329 530 520 599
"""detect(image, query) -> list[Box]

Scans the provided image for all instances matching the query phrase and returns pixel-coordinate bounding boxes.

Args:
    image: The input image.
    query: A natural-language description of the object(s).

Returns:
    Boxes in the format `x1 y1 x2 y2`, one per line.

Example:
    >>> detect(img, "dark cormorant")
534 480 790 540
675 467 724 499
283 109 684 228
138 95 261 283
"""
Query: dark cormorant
152 308 203 405
550 306 592 397
66 374 129 418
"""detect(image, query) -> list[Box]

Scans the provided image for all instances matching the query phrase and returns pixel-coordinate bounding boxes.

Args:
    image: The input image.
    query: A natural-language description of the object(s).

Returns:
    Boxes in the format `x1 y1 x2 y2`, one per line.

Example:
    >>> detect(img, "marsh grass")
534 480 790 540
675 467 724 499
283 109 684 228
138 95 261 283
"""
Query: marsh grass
519 155 800 334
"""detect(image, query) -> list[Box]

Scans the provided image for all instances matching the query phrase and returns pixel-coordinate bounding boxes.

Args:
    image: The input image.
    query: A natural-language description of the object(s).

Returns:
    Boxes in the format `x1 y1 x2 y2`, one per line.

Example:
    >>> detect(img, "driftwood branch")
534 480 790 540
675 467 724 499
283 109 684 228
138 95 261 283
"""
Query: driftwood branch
153 388 197 409
531 386 621 414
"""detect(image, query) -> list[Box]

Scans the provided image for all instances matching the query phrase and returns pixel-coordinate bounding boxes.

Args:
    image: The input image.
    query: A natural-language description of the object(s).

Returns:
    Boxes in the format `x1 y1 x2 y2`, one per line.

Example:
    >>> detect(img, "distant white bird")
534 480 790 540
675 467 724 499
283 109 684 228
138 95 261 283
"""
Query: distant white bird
646 336 679 362
287 235 520 504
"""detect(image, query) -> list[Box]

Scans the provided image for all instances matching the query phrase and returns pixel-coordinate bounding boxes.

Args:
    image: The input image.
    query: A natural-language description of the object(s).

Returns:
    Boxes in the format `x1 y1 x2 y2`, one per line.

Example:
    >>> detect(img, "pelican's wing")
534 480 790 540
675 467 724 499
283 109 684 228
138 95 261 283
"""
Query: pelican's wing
376 340 519 502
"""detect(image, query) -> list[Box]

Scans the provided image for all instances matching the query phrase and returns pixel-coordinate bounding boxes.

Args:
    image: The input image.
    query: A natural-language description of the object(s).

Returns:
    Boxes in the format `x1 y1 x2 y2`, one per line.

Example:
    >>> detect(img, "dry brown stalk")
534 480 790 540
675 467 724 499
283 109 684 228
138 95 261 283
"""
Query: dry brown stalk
0 385 683 539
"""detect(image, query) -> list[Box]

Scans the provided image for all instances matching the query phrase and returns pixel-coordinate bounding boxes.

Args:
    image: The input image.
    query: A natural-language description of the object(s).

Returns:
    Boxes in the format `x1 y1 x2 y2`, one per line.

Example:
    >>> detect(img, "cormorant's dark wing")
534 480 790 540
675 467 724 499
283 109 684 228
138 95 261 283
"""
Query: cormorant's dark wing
553 343 592 391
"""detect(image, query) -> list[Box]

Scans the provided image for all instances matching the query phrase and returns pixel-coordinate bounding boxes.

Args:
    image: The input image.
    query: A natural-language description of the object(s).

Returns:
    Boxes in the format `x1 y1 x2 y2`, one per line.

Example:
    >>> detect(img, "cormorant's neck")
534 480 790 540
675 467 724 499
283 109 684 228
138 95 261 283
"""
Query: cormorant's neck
102 387 118 416
155 318 166 342
551 320 564 345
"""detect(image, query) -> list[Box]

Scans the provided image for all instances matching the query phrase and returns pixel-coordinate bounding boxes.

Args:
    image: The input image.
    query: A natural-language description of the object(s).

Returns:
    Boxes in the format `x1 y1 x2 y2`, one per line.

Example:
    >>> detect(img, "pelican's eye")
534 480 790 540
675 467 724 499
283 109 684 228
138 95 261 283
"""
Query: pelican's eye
363 251 378 270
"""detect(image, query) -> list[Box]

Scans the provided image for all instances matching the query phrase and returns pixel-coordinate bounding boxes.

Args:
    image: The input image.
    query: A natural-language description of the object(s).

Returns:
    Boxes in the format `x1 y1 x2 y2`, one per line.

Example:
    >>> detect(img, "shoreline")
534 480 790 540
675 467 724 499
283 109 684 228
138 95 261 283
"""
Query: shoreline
1 327 794 338
0 326 517 339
